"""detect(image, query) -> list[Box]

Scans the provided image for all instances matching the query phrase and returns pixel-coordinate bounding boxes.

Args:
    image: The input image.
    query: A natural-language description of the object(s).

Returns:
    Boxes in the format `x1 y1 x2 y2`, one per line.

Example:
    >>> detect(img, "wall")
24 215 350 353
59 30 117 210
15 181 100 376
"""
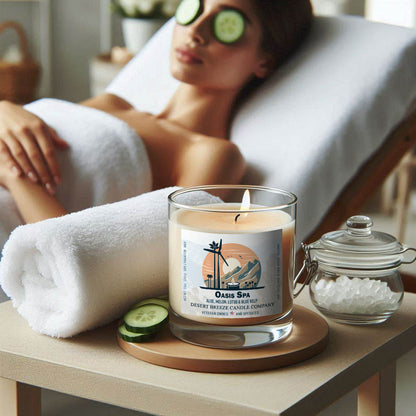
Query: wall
0 0 123 102
366 0 416 27
50 0 101 101
311 0 366 16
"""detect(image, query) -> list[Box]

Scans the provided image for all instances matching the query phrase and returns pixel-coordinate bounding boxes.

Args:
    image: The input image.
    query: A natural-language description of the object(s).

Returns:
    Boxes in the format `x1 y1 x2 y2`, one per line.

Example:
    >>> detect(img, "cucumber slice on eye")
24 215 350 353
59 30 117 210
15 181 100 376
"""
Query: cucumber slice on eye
123 304 169 334
175 0 201 25
118 324 157 343
213 9 245 44
131 297 169 310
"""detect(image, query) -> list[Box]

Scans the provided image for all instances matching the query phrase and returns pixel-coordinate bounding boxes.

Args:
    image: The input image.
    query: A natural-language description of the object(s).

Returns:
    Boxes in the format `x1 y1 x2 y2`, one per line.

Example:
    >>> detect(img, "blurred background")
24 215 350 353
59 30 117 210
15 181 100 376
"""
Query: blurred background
0 0 177 102
0 0 415 102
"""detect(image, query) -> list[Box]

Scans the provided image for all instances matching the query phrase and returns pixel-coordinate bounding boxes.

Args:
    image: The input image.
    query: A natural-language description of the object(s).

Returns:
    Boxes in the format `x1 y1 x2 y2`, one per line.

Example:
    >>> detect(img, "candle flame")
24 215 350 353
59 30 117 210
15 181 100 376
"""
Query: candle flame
241 189 251 210
235 189 250 223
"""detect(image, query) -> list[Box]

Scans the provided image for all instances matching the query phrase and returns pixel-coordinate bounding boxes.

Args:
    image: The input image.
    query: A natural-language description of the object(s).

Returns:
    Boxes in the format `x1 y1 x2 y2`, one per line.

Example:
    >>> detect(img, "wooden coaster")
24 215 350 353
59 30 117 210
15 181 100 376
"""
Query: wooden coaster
117 305 329 373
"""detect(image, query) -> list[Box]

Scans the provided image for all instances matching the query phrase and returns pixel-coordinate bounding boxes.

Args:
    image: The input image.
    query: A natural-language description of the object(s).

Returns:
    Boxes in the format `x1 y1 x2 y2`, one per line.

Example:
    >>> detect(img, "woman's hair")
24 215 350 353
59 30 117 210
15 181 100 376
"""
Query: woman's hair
229 0 314 131
253 0 314 71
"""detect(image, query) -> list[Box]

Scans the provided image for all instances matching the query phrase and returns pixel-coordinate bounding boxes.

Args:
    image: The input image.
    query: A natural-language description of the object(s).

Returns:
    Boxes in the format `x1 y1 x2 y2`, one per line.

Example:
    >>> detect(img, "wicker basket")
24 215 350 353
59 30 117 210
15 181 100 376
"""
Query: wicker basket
0 21 41 104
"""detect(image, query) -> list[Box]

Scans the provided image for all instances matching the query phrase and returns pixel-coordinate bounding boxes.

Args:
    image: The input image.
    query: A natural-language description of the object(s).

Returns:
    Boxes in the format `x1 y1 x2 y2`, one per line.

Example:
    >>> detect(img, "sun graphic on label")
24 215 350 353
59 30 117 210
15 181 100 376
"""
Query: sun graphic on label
201 241 261 290
222 257 241 274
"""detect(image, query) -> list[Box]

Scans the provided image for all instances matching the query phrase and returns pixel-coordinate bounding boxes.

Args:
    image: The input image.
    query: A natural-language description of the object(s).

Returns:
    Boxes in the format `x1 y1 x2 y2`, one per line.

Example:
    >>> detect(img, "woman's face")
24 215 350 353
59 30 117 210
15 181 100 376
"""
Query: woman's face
170 0 271 91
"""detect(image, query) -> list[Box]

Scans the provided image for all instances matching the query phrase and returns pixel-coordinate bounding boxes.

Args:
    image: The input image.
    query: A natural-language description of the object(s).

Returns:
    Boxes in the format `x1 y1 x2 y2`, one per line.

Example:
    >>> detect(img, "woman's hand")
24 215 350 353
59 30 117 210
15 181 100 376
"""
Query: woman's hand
0 100 69 194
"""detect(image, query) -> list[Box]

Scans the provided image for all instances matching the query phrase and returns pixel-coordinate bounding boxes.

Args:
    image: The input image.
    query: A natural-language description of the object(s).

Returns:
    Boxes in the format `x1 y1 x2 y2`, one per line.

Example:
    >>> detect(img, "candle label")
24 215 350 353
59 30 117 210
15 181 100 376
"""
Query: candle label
181 229 283 318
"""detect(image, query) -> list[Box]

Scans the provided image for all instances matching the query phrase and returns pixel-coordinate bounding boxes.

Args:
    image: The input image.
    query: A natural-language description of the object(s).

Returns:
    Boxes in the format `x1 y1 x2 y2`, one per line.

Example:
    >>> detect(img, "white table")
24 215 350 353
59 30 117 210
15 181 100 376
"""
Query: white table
1 290 416 416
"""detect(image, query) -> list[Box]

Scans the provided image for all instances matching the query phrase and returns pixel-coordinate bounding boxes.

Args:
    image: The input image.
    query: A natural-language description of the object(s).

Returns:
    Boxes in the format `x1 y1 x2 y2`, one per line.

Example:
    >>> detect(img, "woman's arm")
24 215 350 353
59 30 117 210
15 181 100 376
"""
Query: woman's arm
0 135 67 224
4 173 68 224
176 140 247 200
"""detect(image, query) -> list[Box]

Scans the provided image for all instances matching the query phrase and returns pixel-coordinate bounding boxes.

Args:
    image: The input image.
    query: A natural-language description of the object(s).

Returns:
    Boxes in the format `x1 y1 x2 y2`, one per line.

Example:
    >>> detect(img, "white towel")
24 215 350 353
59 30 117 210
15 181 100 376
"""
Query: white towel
0 98 152 302
24 98 153 211
0 186 222 338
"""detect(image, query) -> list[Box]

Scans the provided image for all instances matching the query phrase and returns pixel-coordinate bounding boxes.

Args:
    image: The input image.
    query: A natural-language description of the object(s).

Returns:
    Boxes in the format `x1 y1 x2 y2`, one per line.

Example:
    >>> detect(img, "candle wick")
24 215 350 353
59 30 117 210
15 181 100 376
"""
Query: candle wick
234 214 241 223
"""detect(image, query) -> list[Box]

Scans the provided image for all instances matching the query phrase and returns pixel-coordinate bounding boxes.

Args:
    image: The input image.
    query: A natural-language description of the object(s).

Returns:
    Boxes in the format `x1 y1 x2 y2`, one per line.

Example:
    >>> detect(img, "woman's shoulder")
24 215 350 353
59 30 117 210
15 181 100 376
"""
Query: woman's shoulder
207 136 244 160
191 132 242 152
175 135 246 189
185 134 246 172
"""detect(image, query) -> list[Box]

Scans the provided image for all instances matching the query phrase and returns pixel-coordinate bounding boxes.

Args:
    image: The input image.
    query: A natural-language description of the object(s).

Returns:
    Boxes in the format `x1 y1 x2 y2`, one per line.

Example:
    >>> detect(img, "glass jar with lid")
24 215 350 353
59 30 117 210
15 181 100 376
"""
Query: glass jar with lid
293 215 416 324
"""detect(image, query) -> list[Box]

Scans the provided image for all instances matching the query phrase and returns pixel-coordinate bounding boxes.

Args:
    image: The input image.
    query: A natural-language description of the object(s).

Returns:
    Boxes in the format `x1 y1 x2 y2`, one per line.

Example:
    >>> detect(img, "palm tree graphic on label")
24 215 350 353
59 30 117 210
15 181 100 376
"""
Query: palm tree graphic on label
203 239 228 290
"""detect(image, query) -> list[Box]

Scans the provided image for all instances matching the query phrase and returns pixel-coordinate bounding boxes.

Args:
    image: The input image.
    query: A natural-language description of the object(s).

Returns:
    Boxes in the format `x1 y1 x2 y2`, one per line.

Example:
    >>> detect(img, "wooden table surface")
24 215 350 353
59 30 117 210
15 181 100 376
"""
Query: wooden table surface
0 290 416 416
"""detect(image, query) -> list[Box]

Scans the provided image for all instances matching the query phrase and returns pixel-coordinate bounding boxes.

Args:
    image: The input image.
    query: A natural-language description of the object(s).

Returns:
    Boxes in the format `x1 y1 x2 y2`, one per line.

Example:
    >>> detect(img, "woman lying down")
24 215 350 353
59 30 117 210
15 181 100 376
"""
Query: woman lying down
0 0 313 225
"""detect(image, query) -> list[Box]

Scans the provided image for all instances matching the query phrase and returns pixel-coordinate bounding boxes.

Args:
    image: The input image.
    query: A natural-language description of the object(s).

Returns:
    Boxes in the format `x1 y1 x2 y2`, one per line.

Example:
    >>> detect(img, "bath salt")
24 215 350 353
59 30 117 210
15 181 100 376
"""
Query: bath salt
313 276 402 315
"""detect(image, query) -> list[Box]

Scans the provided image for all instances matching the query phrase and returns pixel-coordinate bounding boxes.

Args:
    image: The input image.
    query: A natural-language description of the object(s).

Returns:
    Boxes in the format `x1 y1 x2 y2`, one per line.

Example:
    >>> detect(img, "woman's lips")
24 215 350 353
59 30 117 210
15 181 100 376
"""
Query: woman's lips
175 48 203 64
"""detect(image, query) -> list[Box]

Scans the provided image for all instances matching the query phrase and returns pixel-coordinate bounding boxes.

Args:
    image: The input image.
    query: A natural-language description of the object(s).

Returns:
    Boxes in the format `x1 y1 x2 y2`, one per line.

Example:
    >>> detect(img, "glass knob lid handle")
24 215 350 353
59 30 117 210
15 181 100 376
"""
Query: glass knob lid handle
346 215 373 236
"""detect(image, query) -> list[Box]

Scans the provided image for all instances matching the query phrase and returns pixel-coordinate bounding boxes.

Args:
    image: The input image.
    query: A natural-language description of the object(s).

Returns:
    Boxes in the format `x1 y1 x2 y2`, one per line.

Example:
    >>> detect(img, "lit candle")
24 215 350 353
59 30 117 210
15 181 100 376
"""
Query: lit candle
226 279 240 290
169 190 295 326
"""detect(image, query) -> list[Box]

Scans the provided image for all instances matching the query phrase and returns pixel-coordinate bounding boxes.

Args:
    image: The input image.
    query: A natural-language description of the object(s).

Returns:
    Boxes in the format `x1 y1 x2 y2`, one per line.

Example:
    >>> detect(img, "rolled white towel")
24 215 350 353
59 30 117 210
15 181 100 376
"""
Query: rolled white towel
0 186 223 338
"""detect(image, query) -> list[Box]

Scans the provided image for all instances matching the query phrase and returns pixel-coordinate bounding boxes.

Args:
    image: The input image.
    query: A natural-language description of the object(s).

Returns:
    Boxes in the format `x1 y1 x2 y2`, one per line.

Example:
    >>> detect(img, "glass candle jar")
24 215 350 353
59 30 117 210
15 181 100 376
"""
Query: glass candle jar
296 215 416 325
168 185 297 349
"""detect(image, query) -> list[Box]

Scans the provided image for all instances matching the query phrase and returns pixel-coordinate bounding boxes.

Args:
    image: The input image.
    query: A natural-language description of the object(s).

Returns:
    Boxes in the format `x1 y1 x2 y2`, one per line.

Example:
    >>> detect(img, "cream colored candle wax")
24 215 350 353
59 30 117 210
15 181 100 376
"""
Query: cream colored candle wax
169 203 295 326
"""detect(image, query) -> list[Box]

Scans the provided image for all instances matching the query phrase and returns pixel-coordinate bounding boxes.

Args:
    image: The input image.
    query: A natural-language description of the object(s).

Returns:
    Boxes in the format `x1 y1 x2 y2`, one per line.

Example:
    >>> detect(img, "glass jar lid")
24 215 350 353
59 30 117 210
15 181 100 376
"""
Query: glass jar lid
309 215 405 270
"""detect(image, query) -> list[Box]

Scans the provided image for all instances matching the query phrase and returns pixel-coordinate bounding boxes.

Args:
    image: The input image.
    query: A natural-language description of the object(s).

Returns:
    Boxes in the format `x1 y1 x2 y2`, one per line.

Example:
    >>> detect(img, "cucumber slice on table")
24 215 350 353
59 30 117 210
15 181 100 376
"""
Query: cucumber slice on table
213 9 245 44
123 304 169 334
118 324 157 343
175 0 201 25
157 294 169 300
131 298 169 310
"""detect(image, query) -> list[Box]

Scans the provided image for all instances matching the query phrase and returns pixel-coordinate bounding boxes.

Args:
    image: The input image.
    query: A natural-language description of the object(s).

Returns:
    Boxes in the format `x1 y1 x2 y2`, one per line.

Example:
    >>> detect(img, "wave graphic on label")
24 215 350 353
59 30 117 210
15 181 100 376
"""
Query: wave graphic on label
200 238 263 291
